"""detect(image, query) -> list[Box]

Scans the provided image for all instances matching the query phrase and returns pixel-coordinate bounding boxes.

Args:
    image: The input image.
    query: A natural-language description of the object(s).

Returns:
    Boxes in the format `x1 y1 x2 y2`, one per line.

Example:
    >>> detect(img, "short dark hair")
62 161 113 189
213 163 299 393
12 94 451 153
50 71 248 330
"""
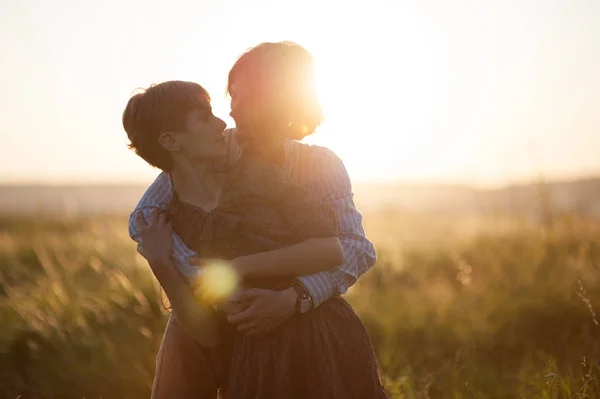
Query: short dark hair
227 41 324 140
123 81 211 171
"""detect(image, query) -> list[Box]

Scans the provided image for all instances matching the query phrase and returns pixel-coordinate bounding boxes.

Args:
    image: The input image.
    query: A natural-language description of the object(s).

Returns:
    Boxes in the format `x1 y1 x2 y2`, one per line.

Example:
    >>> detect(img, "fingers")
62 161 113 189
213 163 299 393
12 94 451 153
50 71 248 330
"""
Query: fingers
187 257 210 267
221 300 250 316
159 213 173 233
141 208 171 231
227 303 258 324
158 212 168 226
134 210 147 232
187 256 201 265
229 288 262 303
149 207 159 225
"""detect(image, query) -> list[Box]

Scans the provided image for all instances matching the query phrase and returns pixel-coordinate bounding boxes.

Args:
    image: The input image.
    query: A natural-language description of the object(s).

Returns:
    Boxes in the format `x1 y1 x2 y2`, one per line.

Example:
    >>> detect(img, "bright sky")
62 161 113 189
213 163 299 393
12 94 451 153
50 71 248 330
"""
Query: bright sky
1 0 599 187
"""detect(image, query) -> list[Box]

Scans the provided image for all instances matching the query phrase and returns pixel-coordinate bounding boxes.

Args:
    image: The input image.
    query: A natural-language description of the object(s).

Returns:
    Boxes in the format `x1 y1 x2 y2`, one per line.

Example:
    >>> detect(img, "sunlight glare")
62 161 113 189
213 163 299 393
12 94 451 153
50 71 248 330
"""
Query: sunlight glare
191 260 240 304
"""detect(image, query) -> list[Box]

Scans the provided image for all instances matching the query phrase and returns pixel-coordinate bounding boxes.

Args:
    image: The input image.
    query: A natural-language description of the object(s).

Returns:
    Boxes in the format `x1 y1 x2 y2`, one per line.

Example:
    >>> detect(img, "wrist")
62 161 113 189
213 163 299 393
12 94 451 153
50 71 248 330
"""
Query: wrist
282 287 298 312
292 281 313 314
149 257 172 274
232 256 250 277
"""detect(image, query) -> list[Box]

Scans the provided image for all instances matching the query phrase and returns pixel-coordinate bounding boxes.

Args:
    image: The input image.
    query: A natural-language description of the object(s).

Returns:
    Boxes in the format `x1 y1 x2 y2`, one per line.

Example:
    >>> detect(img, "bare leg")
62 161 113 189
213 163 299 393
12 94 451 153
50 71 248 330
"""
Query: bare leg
151 315 220 399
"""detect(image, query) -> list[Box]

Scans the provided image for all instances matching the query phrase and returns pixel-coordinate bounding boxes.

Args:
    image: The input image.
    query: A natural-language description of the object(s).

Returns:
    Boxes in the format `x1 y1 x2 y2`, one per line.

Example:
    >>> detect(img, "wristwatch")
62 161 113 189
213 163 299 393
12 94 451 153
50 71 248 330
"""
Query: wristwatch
293 281 313 314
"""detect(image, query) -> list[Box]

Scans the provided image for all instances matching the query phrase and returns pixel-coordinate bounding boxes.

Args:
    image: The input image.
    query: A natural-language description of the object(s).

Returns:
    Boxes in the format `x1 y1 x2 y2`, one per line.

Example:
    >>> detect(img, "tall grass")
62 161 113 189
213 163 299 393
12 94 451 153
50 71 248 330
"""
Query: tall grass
1 212 600 398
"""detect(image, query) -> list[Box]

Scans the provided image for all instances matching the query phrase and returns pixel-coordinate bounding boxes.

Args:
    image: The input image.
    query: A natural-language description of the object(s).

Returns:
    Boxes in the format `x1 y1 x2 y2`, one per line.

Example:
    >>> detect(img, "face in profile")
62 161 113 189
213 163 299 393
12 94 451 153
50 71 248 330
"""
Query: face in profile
229 79 260 136
228 44 322 141
166 105 228 162
229 70 282 138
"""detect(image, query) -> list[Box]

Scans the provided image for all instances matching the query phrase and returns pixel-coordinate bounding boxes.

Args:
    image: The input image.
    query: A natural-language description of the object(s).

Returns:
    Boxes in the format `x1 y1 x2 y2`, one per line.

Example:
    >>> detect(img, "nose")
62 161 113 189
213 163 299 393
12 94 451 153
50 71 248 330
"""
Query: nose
229 98 237 118
229 97 241 119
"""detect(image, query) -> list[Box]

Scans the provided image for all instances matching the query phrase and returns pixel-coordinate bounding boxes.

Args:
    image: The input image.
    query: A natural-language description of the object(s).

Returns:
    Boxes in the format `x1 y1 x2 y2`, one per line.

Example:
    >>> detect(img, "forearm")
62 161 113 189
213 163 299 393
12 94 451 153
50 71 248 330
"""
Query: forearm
296 236 376 306
285 146 377 307
235 237 344 278
150 260 219 347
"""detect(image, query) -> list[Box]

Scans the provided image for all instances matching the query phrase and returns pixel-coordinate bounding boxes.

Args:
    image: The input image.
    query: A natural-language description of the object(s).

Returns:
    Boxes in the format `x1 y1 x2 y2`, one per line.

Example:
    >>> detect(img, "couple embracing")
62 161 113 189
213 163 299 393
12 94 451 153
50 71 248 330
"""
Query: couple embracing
126 41 387 399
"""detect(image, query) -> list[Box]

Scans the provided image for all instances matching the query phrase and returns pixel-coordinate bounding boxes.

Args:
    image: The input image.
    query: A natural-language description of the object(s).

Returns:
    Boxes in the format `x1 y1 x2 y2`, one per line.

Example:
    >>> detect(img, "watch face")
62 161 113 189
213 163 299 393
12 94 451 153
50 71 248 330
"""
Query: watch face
299 297 312 313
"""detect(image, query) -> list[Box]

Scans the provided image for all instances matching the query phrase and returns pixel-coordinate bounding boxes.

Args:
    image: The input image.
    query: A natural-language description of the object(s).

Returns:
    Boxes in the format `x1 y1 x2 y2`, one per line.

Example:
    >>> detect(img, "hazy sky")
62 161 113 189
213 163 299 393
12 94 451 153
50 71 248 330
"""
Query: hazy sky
1 0 599 187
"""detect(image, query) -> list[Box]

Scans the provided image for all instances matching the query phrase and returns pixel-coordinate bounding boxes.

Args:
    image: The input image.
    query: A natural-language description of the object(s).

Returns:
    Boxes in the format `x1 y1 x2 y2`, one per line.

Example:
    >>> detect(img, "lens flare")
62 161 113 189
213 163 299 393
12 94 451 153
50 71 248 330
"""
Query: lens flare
191 260 240 304
300 124 310 135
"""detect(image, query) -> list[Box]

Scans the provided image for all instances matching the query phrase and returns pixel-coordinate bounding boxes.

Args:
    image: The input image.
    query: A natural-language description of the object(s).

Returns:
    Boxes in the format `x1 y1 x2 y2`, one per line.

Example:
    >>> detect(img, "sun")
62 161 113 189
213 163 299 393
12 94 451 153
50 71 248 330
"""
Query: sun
305 54 412 181
303 41 456 183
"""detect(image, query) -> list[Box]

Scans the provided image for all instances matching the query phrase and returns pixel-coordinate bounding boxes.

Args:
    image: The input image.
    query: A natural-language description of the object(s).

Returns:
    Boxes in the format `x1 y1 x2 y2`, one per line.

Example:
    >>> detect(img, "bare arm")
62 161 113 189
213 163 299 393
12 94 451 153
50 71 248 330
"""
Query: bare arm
132 208 219 347
232 237 344 278
149 258 219 347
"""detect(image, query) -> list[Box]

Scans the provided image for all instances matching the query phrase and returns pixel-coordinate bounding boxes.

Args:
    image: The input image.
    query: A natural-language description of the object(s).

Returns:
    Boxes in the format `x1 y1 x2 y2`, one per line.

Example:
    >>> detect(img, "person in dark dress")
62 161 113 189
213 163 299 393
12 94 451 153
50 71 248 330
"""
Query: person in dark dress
165 135 387 399
128 41 387 399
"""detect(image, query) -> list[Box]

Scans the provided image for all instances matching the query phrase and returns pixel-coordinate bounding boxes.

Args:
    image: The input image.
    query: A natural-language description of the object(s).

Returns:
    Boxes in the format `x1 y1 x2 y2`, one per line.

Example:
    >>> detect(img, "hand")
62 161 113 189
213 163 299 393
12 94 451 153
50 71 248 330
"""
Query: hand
134 208 173 268
219 294 251 315
225 288 297 338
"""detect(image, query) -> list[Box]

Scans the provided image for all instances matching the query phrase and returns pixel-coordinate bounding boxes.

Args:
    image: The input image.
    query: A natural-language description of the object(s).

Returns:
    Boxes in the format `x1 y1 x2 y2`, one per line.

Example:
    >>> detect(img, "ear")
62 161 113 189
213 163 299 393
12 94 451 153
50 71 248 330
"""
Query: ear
158 132 181 152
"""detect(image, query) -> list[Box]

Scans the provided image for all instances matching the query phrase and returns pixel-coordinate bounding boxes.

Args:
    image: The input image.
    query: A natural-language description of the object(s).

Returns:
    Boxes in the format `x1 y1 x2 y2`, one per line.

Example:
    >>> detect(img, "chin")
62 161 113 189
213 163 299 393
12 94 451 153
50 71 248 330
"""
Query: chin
212 154 237 173
215 149 231 161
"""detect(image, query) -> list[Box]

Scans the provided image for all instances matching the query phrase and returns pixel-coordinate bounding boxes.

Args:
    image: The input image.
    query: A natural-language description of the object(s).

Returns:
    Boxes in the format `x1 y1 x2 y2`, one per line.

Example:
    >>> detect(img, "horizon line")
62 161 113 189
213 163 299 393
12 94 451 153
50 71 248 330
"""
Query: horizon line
2 173 600 190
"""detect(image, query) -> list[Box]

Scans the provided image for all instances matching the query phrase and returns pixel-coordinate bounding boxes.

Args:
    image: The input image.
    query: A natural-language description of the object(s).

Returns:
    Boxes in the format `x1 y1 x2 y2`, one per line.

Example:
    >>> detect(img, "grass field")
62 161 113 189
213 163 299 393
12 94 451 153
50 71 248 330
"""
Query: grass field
1 211 600 398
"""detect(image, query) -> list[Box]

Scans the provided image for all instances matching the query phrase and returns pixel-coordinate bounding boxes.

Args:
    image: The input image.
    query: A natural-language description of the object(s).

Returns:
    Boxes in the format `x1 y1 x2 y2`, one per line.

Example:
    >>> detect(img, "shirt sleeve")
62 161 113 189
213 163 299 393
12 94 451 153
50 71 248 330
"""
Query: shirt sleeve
296 148 377 307
128 172 202 282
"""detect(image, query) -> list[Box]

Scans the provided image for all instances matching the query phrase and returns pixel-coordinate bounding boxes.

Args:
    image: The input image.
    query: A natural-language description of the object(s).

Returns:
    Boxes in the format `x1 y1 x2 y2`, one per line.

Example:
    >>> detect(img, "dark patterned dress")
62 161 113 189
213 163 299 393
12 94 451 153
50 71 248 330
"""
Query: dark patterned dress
166 143 388 399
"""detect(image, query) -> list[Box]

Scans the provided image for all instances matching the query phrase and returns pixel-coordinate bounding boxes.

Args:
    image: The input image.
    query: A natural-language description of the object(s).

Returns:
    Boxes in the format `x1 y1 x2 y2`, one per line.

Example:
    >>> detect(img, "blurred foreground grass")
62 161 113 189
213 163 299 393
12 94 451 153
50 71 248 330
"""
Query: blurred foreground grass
1 212 600 398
